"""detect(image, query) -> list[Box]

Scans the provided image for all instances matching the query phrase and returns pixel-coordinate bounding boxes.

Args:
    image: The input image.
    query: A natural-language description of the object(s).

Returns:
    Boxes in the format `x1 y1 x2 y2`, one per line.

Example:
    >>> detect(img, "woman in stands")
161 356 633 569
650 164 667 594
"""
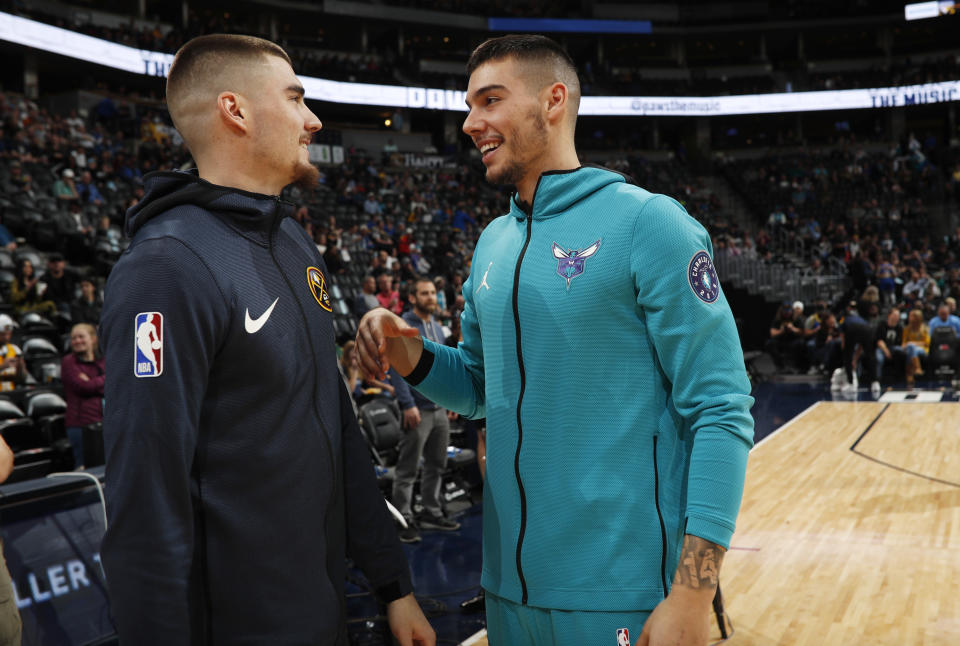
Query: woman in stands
10 259 57 317
902 309 930 387
61 322 104 468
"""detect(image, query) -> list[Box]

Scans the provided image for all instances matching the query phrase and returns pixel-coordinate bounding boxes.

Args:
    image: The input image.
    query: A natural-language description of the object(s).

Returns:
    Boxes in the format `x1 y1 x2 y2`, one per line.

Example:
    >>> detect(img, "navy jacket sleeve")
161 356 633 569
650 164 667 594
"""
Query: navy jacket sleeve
339 377 413 601
99 237 227 644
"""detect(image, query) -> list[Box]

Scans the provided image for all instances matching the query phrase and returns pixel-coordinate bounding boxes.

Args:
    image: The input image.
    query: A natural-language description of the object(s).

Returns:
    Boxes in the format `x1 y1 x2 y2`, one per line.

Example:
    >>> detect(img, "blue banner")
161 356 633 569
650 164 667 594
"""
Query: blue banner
487 17 652 34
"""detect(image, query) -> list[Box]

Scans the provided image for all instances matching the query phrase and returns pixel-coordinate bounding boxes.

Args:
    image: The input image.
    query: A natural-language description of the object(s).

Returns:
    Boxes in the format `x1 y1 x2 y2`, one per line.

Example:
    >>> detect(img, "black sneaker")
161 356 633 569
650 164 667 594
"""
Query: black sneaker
418 512 461 531
398 522 421 543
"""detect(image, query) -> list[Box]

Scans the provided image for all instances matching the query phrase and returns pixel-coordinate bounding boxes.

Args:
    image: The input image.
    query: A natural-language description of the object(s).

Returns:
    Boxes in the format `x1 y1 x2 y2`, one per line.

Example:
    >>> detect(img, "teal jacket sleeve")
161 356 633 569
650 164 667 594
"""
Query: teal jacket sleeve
632 195 755 549
403 270 486 419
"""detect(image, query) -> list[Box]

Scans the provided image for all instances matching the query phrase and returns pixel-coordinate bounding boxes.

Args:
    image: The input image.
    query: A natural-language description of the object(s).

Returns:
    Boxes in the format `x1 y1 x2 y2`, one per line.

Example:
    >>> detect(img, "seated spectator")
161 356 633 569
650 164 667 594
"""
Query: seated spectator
928 302 960 337
376 273 402 315
0 315 23 392
338 340 363 403
0 213 17 251
322 243 345 275
902 309 930 386
836 302 879 394
10 259 57 316
42 253 75 312
71 278 102 325
811 312 842 375
875 308 904 382
75 170 104 206
53 168 80 202
353 275 380 317
766 301 805 370
61 323 105 469
434 276 450 321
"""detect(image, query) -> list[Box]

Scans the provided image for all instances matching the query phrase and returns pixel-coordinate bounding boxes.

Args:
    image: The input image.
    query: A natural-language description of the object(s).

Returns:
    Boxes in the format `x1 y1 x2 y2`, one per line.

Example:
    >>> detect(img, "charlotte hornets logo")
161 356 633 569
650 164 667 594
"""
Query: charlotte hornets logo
552 239 601 290
688 250 720 303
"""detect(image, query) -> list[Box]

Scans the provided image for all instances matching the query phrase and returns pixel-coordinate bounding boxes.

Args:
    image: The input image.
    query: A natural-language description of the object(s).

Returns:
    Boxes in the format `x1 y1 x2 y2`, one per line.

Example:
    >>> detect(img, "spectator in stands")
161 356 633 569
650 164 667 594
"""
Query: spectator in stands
322 242 345 274
71 277 102 325
433 276 450 320
393 277 460 542
0 433 19 642
377 273 402 314
53 167 80 202
876 256 897 305
811 311 842 375
875 307 904 383
42 253 75 312
0 213 17 251
76 170 105 206
928 302 960 337
10 258 57 316
0 315 23 392
767 302 804 370
363 192 382 216
903 308 930 386
338 340 363 400
61 322 105 469
839 301 880 396
354 275 380 317
99 34 431 646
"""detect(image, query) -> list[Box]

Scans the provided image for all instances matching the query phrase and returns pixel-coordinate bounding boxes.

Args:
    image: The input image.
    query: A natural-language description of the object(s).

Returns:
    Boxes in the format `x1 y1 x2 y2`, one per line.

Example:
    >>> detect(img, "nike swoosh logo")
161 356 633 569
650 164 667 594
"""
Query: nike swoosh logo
245 297 279 334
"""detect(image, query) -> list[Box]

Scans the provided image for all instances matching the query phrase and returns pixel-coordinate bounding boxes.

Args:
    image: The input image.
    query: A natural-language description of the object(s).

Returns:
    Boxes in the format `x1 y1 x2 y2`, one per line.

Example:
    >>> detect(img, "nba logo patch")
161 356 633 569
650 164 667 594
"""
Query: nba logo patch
616 627 630 646
134 312 163 378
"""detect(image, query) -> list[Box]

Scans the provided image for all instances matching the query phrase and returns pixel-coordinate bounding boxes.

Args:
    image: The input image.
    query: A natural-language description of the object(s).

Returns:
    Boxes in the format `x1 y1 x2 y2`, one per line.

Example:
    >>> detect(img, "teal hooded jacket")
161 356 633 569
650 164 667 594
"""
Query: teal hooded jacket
406 166 754 612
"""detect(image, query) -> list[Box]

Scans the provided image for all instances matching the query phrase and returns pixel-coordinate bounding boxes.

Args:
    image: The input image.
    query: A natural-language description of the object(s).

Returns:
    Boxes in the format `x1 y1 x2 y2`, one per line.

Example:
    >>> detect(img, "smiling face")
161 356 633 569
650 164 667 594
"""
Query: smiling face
463 58 549 191
246 55 322 191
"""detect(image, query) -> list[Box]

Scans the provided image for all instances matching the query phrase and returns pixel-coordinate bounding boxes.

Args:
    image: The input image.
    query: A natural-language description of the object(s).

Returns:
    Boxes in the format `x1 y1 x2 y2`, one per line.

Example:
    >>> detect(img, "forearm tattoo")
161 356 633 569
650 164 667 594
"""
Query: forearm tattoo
674 535 725 591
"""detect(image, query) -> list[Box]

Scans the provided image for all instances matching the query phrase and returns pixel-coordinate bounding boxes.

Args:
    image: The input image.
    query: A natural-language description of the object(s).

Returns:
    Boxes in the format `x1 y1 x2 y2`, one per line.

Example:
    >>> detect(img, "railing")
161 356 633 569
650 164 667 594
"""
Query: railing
715 252 849 304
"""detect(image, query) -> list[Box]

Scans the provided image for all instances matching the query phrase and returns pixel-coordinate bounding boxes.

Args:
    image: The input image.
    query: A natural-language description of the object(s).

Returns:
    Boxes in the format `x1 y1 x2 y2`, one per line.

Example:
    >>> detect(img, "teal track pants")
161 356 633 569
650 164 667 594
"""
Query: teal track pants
485 591 650 646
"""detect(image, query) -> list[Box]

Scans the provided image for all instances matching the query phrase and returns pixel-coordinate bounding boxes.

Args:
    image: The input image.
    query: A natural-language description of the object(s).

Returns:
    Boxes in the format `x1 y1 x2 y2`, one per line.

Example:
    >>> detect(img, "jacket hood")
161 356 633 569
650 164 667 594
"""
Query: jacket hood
125 170 287 237
509 165 629 221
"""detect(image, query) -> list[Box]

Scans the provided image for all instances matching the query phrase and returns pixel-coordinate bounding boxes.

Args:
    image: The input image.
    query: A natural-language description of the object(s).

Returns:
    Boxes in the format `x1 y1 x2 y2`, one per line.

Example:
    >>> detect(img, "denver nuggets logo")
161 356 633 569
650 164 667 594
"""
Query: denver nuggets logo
552 239 601 290
307 266 332 312
688 250 720 303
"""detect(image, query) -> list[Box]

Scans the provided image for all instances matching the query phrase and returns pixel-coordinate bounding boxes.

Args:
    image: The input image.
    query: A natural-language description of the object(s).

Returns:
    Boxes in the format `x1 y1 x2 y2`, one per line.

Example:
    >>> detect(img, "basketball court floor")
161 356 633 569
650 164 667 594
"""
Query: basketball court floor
350 380 960 645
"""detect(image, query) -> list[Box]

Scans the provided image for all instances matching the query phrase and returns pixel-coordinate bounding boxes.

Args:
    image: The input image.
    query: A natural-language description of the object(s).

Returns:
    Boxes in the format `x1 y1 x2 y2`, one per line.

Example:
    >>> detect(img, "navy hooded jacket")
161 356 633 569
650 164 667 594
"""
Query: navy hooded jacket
100 170 412 645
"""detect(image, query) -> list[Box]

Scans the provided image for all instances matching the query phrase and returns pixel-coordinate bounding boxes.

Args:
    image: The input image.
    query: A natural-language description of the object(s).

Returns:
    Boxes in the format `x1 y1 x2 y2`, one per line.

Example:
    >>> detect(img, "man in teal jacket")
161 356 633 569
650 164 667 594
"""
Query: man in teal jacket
357 35 754 646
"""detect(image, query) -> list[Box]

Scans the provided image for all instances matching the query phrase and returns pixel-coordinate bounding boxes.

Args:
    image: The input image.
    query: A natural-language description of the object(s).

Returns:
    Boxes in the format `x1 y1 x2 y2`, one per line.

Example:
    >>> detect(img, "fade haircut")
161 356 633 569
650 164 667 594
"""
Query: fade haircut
166 34 292 152
466 34 581 116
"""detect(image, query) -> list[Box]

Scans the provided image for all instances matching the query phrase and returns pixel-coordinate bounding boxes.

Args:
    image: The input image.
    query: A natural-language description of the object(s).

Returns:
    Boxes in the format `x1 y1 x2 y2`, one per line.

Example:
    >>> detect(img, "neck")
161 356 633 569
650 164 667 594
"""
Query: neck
80 350 94 361
515 141 580 206
196 153 283 196
414 308 432 322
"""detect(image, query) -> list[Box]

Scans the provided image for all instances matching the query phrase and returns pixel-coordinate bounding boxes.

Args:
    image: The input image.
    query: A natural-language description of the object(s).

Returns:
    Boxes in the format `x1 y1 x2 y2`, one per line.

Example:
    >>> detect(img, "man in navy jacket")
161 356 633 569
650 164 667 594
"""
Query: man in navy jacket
100 34 434 646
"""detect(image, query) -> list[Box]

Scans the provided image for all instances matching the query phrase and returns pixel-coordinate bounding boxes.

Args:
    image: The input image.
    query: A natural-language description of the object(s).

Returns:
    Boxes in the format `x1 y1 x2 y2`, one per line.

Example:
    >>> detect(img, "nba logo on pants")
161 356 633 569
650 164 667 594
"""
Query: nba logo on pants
616 628 630 646
134 312 163 377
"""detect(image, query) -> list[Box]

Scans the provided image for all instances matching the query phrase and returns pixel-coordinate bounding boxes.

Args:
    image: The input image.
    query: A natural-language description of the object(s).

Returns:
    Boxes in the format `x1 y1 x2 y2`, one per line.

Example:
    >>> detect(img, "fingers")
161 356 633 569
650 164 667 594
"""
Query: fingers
356 321 385 379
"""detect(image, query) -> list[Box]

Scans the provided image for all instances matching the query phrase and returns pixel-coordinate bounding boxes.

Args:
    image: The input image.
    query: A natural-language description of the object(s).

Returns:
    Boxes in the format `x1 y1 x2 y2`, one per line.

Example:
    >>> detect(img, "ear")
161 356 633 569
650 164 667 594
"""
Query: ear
217 91 248 134
543 82 568 126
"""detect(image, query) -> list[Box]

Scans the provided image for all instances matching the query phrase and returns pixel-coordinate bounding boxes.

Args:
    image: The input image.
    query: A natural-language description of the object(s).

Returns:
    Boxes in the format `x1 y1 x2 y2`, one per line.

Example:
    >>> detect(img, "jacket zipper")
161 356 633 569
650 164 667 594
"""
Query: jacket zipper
652 435 669 598
267 199 345 636
512 212 533 604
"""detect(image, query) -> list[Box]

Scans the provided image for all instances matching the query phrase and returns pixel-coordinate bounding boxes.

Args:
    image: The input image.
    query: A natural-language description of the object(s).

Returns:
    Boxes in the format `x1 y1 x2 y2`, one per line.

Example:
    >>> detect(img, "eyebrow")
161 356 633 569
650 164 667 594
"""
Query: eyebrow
287 84 306 97
465 84 507 108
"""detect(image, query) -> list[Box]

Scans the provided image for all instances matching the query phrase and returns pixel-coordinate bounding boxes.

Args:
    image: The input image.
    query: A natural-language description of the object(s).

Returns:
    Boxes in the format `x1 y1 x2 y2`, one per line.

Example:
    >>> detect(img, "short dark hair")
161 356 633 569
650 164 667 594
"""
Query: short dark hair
466 34 575 78
466 35 581 118
166 34 292 148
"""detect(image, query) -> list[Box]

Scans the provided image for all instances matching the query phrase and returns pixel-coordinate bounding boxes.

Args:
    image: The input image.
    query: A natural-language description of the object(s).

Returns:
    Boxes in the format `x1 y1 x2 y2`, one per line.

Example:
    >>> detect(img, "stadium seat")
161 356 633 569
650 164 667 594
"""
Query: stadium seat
22 336 62 384
928 327 958 377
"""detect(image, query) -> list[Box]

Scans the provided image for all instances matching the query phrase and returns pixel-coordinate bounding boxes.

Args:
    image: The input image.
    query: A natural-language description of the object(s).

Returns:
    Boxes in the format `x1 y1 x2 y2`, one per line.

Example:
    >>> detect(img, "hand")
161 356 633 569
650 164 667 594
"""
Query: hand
386 593 435 646
403 406 421 430
78 372 91 382
356 308 421 379
635 588 711 646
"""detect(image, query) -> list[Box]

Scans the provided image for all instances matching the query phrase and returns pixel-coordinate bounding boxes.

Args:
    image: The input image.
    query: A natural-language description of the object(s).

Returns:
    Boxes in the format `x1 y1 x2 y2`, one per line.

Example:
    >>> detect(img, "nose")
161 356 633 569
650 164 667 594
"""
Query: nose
305 107 322 134
462 108 481 137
